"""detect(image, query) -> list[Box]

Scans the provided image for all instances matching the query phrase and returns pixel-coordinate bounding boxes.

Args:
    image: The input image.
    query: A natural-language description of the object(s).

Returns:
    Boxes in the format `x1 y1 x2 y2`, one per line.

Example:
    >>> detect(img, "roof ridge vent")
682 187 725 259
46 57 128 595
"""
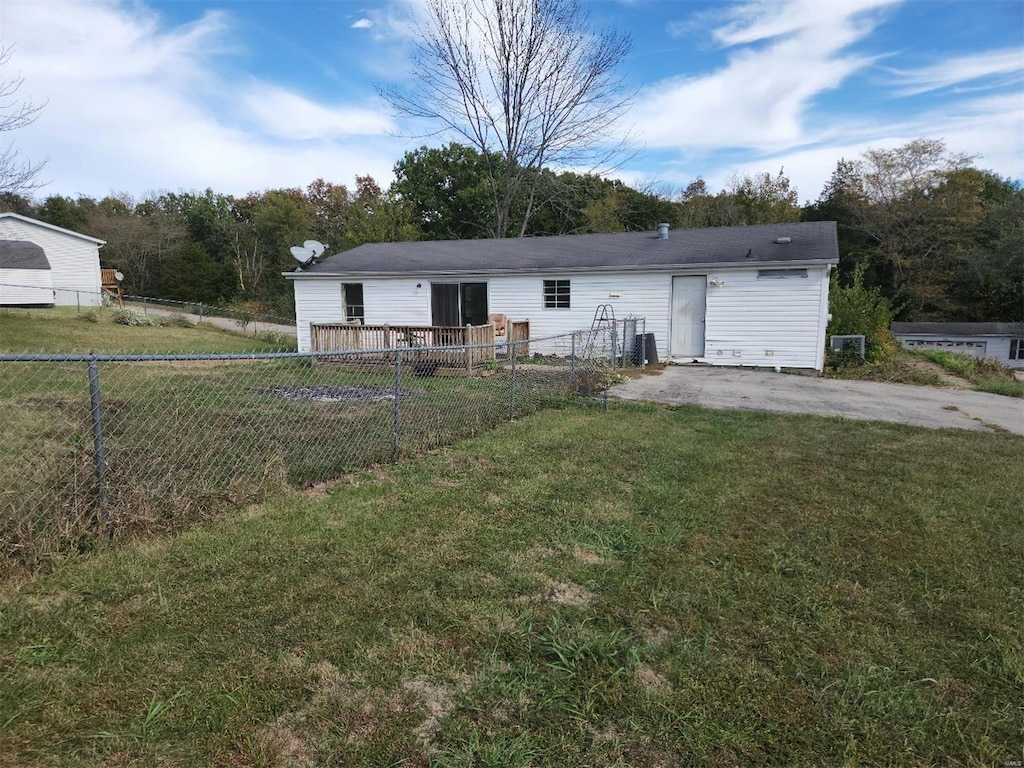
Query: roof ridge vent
775 236 792 244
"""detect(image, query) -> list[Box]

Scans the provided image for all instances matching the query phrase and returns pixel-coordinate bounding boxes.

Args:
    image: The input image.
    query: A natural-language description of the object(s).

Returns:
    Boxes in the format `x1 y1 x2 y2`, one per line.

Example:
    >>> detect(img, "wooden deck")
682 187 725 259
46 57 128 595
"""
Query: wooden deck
311 322 499 373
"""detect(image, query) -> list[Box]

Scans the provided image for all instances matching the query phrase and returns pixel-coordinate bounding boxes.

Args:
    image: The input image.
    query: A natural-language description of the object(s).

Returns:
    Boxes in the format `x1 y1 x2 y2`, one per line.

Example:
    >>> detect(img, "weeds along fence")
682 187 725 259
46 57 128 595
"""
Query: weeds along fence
0 327 636 571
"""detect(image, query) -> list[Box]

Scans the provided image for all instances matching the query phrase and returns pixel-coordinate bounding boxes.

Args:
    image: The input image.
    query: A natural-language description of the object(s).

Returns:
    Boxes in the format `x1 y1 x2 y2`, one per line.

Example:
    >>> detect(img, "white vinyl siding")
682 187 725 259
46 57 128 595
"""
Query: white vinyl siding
0 218 103 307
0 269 54 304
290 265 832 370
294 278 430 351
702 267 830 370
488 273 671 353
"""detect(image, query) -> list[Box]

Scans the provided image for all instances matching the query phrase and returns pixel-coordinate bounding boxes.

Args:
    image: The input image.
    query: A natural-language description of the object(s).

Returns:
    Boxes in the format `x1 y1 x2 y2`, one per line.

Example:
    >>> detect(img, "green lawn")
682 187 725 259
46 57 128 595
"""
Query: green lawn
1 404 1020 766
0 306 294 354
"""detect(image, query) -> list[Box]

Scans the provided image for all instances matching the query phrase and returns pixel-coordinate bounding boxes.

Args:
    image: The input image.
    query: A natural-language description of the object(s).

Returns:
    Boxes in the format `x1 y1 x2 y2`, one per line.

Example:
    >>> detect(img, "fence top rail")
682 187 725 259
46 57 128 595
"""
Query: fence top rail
0 329 597 363
312 322 477 331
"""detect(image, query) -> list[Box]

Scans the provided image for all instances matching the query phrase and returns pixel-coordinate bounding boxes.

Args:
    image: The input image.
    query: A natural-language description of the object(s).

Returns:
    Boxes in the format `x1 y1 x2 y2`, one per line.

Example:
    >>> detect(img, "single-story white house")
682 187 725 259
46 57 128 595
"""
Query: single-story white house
0 212 106 307
891 322 1024 369
285 221 839 371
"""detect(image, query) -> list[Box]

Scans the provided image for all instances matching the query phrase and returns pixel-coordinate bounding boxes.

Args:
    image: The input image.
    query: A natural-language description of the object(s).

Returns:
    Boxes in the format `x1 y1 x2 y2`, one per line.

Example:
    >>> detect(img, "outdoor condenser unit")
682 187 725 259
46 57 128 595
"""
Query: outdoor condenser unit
829 334 866 359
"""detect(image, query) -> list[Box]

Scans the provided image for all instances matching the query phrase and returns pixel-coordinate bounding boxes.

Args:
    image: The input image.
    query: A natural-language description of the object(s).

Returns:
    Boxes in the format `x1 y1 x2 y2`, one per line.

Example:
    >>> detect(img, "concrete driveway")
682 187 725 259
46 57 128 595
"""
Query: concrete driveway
609 366 1024 435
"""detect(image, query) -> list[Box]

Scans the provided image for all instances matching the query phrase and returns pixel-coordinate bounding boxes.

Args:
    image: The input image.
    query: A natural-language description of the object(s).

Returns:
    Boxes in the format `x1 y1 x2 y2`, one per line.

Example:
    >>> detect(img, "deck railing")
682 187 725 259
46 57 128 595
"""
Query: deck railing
311 322 498 372
509 319 530 357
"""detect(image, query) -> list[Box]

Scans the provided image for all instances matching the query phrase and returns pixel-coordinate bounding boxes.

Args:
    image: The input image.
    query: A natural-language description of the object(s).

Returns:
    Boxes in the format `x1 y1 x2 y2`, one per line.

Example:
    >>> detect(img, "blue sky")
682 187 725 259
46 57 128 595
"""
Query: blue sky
2 0 1021 205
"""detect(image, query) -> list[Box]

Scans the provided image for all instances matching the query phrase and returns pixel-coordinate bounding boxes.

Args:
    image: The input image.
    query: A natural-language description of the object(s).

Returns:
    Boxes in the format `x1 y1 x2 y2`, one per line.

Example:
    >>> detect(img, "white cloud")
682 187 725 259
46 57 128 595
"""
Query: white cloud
886 48 1024 96
242 84 394 140
351 18 373 29
633 1 890 151
637 0 1023 196
2 0 402 198
708 0 898 47
640 87 1024 204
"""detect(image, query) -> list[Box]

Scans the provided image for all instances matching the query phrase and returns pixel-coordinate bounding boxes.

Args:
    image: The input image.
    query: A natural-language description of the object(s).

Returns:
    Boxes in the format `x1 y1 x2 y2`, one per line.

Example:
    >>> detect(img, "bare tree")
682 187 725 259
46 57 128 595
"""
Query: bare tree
381 0 632 238
0 46 47 194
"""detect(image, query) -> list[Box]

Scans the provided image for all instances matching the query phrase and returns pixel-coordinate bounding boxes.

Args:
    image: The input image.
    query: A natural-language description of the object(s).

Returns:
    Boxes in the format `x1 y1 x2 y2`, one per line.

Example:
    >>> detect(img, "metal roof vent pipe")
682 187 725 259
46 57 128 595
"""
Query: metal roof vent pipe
657 223 670 240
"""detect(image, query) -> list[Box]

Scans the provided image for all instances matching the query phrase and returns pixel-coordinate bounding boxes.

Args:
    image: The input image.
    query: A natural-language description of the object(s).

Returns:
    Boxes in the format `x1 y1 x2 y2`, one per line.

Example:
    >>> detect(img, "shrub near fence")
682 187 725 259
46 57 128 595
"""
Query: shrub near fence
0 328 628 572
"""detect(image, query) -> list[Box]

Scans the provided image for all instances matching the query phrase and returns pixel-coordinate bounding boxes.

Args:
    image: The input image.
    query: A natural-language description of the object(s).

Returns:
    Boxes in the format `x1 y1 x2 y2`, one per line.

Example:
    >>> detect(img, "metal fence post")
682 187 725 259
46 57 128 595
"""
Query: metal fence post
508 338 517 420
570 331 577 392
609 319 617 368
641 318 647 368
87 356 112 539
392 348 402 457
76 291 81 315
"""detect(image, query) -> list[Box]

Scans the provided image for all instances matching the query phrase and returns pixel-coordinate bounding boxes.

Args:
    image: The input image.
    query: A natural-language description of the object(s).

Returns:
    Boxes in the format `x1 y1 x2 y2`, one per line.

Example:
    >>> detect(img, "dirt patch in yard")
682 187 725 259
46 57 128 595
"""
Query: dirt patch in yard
902 357 970 389
255 385 412 403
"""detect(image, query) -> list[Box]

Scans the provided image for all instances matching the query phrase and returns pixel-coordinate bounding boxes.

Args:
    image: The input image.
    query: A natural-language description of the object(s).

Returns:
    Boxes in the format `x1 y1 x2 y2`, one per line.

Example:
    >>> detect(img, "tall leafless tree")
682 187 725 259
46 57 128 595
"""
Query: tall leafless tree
0 46 47 195
381 0 632 238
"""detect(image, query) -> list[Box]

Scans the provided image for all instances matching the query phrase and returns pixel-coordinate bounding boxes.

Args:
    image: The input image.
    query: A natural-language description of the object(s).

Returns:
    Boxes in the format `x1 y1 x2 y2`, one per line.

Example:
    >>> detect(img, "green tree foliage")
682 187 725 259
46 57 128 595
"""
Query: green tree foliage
678 171 801 228
0 191 33 215
161 239 230 304
392 144 494 239
827 263 897 363
728 169 801 224
809 139 1022 321
394 144 680 238
89 195 187 296
36 195 92 233
343 175 420 248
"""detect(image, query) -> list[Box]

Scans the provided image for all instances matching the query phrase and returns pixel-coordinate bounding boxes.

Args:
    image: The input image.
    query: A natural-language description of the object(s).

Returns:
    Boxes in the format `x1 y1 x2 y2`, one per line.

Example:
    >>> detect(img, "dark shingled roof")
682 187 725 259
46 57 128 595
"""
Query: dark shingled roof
891 322 1024 337
0 240 50 270
291 221 839 277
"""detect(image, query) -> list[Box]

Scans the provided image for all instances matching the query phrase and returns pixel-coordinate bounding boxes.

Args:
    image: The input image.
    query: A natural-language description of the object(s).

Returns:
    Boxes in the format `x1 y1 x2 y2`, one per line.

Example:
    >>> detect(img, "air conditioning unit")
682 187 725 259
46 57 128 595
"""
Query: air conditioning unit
830 334 866 358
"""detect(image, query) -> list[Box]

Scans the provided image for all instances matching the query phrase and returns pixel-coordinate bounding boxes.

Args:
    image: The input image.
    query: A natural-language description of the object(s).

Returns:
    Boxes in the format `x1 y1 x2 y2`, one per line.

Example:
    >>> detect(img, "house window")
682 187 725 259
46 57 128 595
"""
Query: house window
543 279 570 309
757 268 808 279
1010 339 1023 360
342 283 364 323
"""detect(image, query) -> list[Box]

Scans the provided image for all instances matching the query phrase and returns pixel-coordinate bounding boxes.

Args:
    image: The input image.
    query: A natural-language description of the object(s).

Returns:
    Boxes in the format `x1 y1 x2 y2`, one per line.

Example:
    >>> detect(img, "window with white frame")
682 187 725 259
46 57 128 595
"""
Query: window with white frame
543 279 570 309
1010 338 1023 360
342 283 364 323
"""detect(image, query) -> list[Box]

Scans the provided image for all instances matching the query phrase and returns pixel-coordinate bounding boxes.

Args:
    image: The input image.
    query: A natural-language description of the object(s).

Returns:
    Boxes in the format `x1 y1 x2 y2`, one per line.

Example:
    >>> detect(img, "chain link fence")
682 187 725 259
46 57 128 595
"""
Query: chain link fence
0 282 296 333
1 324 647 572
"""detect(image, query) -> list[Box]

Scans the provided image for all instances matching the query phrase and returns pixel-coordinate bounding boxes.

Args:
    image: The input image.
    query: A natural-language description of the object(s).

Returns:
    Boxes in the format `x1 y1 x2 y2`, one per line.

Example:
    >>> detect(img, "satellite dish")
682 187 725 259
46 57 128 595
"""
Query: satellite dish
303 240 327 258
290 240 329 271
290 245 315 270
114 271 124 283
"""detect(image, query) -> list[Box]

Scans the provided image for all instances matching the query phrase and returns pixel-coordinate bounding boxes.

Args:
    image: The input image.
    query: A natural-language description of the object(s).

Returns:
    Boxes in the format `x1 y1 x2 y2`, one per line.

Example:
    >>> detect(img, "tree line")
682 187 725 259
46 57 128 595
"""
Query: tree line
1 138 1019 323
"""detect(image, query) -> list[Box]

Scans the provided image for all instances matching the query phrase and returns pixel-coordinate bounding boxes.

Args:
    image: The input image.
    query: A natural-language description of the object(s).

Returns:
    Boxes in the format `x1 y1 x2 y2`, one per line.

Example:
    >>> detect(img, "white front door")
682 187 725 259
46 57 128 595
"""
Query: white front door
670 275 707 357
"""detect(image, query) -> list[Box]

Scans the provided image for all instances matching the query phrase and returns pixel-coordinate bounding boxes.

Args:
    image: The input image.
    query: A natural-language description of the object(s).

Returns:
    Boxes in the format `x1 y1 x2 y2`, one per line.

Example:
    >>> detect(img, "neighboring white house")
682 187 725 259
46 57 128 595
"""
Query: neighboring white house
0 213 106 307
891 322 1024 370
285 221 839 371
